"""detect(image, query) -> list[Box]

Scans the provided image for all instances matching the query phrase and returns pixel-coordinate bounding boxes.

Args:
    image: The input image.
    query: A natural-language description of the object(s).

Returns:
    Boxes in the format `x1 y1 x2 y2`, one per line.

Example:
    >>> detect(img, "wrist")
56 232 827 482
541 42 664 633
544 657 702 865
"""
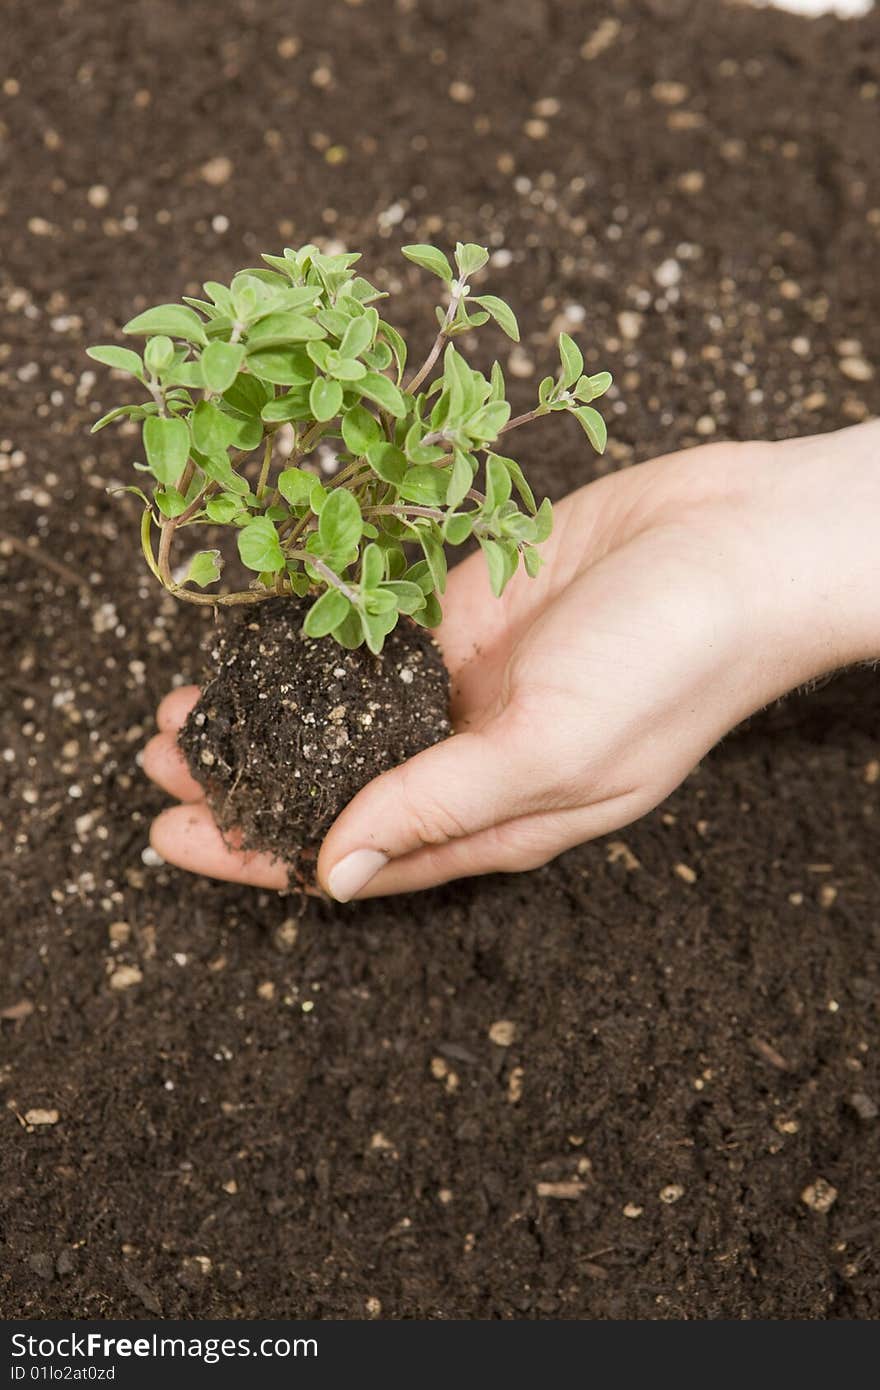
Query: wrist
745 421 880 686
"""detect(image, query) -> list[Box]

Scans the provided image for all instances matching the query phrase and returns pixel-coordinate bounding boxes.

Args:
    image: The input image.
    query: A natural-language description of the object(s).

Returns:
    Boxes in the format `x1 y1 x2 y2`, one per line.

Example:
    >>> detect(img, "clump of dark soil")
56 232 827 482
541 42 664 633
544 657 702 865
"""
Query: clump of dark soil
179 600 450 872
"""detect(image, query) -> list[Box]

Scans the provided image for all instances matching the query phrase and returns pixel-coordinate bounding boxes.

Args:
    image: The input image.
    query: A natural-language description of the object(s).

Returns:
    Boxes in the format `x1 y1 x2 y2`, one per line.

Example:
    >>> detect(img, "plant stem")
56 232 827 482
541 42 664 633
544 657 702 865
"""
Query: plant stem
365 504 446 523
404 281 464 394
499 406 546 435
256 437 273 500
286 550 358 603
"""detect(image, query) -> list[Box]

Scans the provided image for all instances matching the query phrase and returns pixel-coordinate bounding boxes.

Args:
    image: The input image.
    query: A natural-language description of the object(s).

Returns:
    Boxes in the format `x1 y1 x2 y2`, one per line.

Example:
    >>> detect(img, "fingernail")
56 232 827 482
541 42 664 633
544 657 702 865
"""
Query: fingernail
327 849 388 902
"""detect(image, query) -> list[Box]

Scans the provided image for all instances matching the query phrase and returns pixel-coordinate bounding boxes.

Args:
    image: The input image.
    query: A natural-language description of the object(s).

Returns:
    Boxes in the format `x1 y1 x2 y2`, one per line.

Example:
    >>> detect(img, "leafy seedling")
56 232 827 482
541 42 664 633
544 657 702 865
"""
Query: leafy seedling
89 241 611 654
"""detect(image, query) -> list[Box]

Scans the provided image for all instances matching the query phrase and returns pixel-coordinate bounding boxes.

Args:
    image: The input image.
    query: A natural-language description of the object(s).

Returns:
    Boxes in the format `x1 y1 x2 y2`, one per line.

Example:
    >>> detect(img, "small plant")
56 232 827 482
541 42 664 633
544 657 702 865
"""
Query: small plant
88 242 611 654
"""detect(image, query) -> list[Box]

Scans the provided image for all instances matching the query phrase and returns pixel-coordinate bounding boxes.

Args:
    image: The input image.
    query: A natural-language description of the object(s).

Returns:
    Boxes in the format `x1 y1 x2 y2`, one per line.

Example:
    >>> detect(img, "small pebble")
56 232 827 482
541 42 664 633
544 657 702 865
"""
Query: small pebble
655 258 682 289
839 356 873 382
652 80 688 105
617 310 643 341
200 155 233 187
677 170 705 194
536 1181 585 1200
24 1108 59 1126
109 965 143 991
488 1020 516 1047
659 1183 684 1204
801 1178 838 1213
847 1092 878 1121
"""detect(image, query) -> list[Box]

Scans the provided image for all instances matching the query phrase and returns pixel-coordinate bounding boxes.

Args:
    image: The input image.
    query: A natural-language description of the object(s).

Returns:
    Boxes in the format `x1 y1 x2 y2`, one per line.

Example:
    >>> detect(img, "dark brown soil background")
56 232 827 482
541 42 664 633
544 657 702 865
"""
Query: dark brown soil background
2 0 879 1320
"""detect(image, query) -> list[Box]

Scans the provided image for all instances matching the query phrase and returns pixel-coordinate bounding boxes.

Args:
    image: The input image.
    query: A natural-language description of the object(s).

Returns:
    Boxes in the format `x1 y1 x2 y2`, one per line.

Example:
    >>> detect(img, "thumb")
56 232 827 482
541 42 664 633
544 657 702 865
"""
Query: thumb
317 716 538 901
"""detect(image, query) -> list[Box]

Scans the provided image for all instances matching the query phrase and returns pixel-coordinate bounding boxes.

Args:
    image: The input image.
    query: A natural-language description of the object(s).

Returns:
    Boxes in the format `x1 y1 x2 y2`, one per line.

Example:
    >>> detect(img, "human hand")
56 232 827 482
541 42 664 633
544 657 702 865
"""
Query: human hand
144 422 880 899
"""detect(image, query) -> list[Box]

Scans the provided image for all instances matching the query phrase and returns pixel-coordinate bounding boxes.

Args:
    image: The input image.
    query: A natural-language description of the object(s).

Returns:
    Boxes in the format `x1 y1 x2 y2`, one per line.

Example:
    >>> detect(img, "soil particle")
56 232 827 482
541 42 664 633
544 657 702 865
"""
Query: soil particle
179 599 450 872
801 1179 839 1214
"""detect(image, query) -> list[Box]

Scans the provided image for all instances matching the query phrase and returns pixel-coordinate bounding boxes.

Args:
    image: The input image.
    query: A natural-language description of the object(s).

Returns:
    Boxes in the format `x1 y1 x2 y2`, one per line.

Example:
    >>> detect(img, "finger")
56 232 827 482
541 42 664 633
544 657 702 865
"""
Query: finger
150 803 290 890
317 710 554 901
156 685 201 733
347 790 651 898
142 730 206 803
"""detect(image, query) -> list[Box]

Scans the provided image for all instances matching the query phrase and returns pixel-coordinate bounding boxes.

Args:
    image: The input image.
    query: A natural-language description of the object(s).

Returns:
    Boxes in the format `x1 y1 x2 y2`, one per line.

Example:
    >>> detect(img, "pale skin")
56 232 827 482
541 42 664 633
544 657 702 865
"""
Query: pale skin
143 420 880 900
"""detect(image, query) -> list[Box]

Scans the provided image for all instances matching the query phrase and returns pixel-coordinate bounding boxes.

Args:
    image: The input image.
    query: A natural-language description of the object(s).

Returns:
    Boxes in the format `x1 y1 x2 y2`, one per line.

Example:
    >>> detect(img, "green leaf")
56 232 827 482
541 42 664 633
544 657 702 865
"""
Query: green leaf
342 404 381 455
185 549 223 587
366 442 406 485
327 355 366 382
246 348 315 386
144 336 175 375
223 373 272 417
417 528 447 594
191 399 238 455
402 244 453 282
205 493 243 523
359 372 407 418
91 402 154 432
155 488 188 518
277 467 314 507
523 546 543 579
364 588 398 616
306 341 331 373
481 539 508 598
339 315 375 358
260 390 312 422
123 304 208 345
473 295 520 341
380 580 425 615
201 341 246 394
446 448 474 508
454 242 490 278
360 543 384 589
444 512 474 545
489 359 506 401
199 451 250 495
202 281 235 315
318 488 362 554
362 340 393 372
574 370 612 403
489 453 536 513
411 592 442 629
558 333 583 389
86 345 144 379
237 517 285 573
309 377 343 422
329 608 365 649
303 587 351 639
485 454 512 510
533 497 553 543
286 569 311 598
466 400 510 442
399 466 448 506
572 405 607 454
247 312 326 346
500 511 537 542
360 607 397 655
378 321 407 381
143 415 190 485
